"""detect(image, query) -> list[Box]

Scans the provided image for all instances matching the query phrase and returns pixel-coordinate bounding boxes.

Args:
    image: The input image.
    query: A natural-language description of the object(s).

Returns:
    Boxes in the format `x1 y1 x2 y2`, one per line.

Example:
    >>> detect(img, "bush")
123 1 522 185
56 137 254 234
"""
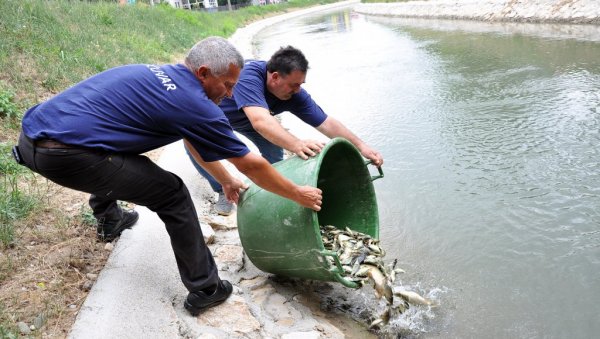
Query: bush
0 90 19 120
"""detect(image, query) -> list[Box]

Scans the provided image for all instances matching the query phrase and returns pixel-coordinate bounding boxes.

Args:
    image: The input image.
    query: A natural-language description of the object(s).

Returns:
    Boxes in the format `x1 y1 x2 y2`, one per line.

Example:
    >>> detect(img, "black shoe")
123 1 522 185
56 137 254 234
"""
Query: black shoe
184 280 233 316
97 210 139 242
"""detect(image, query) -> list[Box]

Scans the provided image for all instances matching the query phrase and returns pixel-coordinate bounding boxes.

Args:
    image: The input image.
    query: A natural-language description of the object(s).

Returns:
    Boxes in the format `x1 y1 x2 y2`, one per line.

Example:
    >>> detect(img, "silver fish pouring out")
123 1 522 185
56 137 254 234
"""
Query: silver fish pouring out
320 224 433 329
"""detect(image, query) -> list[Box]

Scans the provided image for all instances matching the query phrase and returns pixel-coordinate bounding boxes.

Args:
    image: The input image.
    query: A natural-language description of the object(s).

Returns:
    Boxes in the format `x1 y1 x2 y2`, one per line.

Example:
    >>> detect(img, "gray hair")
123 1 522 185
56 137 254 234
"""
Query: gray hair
185 36 244 76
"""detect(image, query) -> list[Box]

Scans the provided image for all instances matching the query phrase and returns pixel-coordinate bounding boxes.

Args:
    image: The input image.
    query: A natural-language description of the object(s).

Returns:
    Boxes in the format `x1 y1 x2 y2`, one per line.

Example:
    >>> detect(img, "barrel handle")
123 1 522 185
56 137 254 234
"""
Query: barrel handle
320 250 344 274
320 250 360 288
364 160 384 181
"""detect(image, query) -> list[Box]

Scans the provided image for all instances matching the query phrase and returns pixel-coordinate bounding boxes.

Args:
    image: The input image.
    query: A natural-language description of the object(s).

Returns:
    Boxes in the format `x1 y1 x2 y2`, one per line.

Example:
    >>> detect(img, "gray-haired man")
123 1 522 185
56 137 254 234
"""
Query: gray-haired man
15 37 322 315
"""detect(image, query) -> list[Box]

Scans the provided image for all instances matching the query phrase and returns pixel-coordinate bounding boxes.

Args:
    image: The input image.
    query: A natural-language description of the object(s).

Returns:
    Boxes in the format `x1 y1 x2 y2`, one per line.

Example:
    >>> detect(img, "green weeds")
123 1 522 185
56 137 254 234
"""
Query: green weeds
79 205 97 228
0 91 19 120
0 322 18 339
0 144 37 247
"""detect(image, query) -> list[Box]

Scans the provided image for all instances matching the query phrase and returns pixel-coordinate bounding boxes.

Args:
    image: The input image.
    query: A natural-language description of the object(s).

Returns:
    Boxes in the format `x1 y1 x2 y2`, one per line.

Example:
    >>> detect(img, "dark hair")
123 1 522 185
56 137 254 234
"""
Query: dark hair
266 46 309 75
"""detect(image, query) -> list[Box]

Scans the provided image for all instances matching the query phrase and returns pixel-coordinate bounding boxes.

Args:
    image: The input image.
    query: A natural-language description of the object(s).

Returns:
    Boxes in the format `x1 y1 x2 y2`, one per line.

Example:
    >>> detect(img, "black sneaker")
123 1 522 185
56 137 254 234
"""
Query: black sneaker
184 280 233 316
97 210 139 242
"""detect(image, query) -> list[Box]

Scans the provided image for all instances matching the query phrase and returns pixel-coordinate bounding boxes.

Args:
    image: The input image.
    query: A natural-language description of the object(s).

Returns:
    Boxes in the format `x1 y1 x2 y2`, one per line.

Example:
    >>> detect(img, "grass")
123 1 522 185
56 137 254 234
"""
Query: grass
0 0 339 245
0 0 340 336
0 144 37 247
0 0 337 107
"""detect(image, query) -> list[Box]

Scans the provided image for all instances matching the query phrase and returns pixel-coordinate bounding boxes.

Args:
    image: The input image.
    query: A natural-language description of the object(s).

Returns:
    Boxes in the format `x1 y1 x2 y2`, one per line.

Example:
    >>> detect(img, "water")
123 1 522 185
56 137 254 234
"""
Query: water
253 8 600 338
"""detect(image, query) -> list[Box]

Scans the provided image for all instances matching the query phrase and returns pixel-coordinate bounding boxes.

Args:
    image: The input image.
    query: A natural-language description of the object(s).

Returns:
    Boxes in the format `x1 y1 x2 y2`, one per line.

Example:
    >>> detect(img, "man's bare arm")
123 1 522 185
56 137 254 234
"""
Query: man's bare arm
316 116 384 167
227 152 322 211
243 106 324 159
184 139 247 203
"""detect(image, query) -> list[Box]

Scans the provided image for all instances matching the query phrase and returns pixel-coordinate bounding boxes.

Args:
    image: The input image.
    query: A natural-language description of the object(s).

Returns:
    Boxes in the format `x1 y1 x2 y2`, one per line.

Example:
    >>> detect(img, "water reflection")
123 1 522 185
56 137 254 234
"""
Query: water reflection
304 11 354 33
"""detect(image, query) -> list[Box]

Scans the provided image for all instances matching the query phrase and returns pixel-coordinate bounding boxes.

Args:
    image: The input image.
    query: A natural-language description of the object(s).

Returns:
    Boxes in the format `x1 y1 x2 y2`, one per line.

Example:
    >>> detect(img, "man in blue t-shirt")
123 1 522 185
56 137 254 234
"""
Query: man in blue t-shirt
14 37 322 316
185 46 383 215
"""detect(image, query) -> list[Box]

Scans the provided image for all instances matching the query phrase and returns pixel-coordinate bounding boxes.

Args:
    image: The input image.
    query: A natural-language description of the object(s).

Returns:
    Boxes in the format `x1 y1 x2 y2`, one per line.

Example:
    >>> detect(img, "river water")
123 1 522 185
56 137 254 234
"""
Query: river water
252 7 600 339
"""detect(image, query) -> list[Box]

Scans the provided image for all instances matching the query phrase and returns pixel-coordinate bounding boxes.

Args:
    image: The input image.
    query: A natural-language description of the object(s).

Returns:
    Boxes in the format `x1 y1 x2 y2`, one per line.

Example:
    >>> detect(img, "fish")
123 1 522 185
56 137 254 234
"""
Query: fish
369 307 391 329
393 287 431 306
363 255 382 267
337 234 352 243
345 226 354 236
353 264 371 277
386 266 406 283
388 267 396 283
321 224 430 318
352 240 364 251
350 248 369 275
368 244 382 254
367 267 393 305
338 247 355 265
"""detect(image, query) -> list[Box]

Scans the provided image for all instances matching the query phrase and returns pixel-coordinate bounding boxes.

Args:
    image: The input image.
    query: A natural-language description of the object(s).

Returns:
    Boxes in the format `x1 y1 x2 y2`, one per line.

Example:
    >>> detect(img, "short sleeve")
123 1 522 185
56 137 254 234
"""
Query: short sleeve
232 64 269 111
289 89 328 127
182 117 250 162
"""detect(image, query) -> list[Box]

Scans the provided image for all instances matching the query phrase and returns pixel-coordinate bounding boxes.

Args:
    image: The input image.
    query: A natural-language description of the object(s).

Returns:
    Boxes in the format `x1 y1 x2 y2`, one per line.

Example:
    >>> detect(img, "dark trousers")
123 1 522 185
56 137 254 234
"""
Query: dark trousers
17 132 218 292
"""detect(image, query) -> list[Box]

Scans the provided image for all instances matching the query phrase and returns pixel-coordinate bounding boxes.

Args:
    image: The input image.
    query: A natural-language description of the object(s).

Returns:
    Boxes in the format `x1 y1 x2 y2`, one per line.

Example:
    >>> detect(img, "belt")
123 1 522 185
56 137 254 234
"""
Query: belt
35 139 73 149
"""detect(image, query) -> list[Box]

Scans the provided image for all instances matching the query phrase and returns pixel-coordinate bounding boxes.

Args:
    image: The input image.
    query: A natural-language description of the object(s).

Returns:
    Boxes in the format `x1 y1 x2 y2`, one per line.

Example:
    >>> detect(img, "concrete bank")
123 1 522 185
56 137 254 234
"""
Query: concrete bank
354 0 600 24
68 143 372 339
68 1 373 338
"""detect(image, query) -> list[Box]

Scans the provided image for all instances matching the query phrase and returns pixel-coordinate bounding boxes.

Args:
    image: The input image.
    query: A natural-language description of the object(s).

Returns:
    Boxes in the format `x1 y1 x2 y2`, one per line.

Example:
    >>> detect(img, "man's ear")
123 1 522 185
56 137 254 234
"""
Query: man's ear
195 66 210 81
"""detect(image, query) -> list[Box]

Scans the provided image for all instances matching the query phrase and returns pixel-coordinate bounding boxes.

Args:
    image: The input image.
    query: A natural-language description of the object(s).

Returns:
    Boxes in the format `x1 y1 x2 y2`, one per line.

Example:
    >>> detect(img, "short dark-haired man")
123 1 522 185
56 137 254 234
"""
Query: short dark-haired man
185 46 383 215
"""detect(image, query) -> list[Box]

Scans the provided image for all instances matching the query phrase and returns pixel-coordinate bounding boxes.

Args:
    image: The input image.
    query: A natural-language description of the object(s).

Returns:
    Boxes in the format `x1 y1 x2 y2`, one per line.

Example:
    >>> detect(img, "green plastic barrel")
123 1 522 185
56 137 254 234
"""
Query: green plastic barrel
237 138 383 288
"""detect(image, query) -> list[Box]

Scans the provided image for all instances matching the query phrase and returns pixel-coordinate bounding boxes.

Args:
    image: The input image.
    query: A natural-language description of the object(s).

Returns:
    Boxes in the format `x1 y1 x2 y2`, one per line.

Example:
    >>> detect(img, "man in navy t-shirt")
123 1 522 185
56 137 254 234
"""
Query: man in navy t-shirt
15 37 322 316
185 46 383 215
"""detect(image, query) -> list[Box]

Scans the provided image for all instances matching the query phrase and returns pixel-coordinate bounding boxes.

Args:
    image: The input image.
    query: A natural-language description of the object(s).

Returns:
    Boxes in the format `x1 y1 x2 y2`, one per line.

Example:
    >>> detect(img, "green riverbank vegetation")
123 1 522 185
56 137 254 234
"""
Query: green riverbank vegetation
0 0 338 336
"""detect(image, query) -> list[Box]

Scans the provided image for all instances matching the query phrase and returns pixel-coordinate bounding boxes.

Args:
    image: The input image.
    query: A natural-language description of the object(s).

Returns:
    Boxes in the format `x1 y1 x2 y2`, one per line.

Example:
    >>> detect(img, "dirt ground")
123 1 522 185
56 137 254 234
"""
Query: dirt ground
0 127 163 337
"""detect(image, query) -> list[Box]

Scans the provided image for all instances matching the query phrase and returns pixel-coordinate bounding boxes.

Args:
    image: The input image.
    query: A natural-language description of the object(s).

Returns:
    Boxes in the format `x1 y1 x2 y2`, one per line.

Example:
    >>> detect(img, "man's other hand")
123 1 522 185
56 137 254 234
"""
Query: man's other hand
221 178 249 204
295 186 322 211
292 139 326 160
359 145 384 167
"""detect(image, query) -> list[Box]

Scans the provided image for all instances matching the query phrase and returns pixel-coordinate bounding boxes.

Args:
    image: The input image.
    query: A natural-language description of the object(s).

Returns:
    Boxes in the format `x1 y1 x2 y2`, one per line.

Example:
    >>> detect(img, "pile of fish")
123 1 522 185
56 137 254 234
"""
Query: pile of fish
320 225 432 328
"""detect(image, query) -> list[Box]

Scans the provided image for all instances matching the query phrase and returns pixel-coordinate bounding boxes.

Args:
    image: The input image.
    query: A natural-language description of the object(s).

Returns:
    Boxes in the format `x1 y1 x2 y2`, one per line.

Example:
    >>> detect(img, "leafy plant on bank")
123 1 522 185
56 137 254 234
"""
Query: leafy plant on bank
0 90 19 120
0 144 37 247
0 322 18 339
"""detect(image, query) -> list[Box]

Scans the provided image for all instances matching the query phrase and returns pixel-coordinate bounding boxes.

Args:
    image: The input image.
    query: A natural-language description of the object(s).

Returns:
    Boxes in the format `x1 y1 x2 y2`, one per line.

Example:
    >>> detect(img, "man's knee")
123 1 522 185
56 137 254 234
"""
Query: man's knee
147 174 192 211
